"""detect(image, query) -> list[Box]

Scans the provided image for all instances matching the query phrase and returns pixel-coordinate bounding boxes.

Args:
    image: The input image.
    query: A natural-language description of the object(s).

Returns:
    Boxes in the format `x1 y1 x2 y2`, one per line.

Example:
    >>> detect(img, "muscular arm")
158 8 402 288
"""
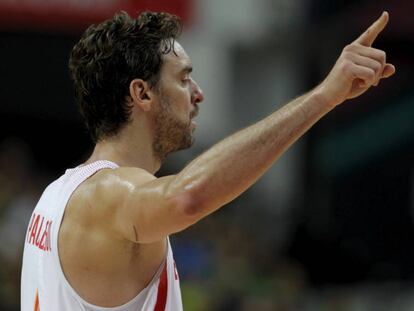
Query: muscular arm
106 12 395 243
170 90 330 213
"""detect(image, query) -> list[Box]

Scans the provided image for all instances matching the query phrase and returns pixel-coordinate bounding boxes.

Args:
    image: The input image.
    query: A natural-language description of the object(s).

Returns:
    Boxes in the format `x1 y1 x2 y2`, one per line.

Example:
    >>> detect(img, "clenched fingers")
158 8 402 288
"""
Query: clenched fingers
348 53 383 83
345 45 386 68
348 63 377 87
343 43 393 85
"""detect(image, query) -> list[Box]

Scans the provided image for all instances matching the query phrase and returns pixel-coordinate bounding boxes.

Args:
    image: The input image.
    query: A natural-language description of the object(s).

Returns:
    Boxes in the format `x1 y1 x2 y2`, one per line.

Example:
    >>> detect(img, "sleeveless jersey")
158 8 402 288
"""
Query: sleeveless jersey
21 160 183 311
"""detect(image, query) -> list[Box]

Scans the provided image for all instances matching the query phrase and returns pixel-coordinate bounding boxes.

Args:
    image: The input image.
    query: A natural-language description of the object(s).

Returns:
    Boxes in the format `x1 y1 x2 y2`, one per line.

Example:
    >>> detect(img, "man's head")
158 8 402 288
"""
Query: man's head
149 41 203 160
69 11 203 160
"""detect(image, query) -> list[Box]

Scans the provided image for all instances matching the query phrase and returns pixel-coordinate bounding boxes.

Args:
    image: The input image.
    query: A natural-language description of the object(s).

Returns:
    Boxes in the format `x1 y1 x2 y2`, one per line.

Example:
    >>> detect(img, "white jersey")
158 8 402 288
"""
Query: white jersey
21 160 183 311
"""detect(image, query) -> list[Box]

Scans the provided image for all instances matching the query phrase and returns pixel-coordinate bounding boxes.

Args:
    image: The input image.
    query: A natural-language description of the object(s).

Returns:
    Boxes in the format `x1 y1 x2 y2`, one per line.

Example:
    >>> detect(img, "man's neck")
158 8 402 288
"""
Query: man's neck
86 134 161 175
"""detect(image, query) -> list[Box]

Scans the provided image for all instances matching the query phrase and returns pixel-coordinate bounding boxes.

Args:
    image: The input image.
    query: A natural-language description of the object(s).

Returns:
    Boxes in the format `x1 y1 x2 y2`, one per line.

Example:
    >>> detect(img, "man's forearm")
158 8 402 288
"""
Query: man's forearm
167 88 333 217
167 12 396 220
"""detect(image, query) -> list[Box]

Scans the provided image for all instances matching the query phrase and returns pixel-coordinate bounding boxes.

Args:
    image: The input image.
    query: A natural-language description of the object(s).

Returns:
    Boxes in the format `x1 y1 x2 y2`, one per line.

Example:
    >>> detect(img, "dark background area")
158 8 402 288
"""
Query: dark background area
1 0 414 310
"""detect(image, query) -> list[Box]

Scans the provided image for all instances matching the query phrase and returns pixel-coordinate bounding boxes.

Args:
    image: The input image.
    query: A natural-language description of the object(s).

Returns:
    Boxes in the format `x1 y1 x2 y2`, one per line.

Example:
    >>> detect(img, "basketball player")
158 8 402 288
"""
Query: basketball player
21 10 395 311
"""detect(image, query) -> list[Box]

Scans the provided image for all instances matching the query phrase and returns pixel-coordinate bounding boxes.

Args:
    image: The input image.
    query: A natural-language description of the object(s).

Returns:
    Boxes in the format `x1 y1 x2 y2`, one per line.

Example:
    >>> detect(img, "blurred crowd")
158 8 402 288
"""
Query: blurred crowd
0 137 44 309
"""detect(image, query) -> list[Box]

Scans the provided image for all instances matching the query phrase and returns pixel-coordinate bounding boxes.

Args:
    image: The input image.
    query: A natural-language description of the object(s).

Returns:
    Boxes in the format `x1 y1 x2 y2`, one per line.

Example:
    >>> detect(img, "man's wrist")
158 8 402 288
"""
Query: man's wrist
309 85 340 111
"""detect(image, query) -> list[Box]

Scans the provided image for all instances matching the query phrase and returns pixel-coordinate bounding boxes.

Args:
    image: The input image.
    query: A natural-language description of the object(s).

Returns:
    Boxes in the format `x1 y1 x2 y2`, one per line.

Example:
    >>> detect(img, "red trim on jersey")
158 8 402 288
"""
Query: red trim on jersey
153 262 168 311
34 290 40 311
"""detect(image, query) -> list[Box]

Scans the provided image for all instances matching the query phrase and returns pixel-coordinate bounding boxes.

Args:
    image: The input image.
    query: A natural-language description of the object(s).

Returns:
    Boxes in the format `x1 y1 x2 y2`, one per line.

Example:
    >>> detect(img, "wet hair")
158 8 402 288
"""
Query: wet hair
69 11 182 142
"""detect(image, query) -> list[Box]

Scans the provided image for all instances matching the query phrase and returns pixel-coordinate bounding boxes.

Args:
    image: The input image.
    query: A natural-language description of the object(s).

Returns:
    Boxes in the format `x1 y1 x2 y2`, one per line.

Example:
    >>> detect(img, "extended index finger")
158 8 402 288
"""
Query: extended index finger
355 11 389 47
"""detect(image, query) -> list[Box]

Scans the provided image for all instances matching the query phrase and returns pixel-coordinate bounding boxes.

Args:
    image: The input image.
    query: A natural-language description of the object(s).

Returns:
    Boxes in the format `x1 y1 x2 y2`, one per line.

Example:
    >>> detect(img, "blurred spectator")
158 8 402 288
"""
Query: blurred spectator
0 137 47 308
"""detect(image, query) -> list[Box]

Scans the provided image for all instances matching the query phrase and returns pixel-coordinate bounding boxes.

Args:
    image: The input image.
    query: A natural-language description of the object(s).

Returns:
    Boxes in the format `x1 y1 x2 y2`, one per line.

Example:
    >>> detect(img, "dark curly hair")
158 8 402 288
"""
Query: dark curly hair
69 11 182 142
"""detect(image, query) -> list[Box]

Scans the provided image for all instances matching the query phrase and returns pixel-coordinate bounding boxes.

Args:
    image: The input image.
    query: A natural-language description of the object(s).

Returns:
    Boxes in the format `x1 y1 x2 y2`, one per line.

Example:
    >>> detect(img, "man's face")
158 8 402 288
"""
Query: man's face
152 41 204 161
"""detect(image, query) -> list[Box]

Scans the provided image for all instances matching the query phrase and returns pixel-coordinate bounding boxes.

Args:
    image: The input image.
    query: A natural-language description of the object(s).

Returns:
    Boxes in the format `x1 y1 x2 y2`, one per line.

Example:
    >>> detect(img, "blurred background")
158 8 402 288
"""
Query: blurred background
0 0 413 310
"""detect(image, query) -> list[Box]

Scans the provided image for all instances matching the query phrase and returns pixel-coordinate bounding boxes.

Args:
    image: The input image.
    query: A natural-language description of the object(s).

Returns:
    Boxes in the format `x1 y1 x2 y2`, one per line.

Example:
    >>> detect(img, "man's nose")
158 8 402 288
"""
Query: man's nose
191 79 204 104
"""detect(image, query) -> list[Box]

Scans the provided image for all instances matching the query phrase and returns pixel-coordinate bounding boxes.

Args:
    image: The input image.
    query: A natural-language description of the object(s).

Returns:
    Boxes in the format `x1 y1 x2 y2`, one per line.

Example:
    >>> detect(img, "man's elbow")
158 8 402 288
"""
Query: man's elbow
169 191 209 225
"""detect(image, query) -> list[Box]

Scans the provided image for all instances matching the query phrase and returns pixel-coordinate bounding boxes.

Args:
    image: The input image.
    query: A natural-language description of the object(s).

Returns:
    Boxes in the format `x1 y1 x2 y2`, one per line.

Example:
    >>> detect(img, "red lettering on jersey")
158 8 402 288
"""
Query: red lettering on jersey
29 214 40 245
35 217 44 247
26 213 36 243
26 213 52 252
47 221 52 251
38 221 49 251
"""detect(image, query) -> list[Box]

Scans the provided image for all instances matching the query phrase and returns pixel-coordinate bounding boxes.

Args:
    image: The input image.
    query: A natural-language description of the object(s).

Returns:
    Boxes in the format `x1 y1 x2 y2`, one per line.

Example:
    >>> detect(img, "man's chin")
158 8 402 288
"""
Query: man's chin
153 124 195 161
177 134 194 151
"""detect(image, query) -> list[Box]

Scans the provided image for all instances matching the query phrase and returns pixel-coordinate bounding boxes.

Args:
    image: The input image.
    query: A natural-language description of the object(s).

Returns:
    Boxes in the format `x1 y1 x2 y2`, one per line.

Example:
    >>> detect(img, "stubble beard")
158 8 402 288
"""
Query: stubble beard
152 96 194 162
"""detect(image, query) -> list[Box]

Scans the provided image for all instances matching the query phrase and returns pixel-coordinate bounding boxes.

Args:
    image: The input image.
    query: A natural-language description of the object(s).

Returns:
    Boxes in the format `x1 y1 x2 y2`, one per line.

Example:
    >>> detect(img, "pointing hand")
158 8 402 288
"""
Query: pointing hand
318 12 396 107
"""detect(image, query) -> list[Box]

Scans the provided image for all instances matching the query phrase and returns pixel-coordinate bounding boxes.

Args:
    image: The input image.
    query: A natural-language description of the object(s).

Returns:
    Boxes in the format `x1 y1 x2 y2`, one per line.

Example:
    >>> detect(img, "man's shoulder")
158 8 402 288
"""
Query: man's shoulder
67 166 156 223
83 166 155 194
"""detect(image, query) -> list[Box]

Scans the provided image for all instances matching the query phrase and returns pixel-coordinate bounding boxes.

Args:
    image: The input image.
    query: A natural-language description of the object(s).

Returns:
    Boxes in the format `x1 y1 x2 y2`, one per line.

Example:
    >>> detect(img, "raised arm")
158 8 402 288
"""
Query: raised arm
105 12 395 244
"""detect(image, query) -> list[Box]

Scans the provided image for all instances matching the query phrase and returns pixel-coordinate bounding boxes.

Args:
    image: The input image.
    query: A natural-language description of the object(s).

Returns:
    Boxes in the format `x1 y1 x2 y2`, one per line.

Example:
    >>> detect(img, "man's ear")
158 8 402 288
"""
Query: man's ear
129 79 154 112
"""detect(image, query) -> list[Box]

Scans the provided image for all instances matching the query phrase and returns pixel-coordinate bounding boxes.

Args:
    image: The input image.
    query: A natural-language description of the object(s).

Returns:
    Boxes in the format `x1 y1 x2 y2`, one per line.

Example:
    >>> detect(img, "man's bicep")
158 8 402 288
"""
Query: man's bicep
108 170 197 244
